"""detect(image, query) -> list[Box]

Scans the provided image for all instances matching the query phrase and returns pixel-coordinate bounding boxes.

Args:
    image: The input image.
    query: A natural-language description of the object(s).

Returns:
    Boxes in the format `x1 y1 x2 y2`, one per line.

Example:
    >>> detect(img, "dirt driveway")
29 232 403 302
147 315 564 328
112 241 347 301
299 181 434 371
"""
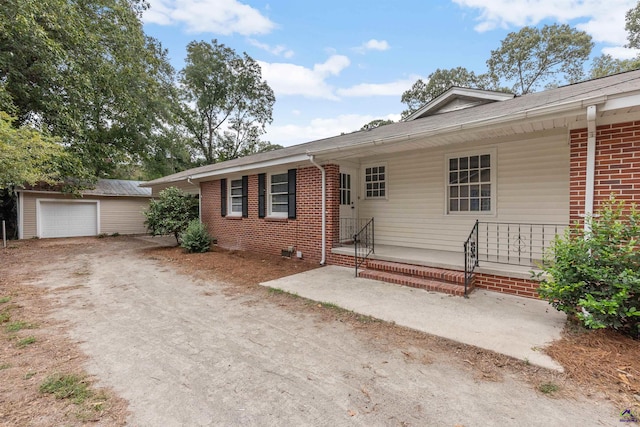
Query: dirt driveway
3 237 619 426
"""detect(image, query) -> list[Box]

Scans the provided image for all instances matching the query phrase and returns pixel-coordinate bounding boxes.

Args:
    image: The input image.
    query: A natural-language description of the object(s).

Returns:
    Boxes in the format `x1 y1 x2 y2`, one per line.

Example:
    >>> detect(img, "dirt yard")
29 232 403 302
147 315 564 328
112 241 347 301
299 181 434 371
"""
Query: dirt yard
0 236 636 426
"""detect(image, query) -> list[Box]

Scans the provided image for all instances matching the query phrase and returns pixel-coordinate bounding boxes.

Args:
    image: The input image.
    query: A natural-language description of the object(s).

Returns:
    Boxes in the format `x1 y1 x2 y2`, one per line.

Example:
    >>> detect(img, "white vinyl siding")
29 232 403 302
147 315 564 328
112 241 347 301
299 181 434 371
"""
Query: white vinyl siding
357 131 569 253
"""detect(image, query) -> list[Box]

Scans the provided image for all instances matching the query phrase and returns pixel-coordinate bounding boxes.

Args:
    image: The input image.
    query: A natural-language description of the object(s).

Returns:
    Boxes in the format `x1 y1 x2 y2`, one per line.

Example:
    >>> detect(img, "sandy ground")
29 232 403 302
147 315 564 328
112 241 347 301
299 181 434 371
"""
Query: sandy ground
6 236 616 427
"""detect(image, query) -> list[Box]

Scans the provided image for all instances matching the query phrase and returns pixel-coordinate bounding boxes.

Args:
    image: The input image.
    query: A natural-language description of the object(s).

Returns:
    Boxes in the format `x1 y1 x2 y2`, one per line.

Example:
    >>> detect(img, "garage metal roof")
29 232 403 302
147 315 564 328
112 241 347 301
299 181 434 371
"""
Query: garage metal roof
83 179 152 197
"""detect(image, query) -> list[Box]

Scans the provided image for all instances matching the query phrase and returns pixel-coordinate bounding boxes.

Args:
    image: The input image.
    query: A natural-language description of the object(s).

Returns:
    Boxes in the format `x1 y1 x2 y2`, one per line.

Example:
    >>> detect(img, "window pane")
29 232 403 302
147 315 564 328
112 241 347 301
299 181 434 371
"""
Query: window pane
231 187 242 196
481 198 491 211
378 166 385 173
481 154 490 168
449 172 458 184
469 170 479 183
449 186 458 198
459 157 468 170
460 185 469 197
272 204 288 212
460 199 469 211
366 183 373 190
481 184 491 197
480 169 491 182
379 189 386 197
272 194 288 203
449 158 458 171
450 199 458 212
459 171 468 183
470 185 479 197
470 155 479 169
272 183 287 194
470 198 480 211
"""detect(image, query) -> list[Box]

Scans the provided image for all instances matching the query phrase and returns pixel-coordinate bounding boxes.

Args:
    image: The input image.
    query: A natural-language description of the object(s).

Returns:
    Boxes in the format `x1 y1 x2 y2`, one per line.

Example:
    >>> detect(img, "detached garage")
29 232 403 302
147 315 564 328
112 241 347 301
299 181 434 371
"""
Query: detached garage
17 179 152 239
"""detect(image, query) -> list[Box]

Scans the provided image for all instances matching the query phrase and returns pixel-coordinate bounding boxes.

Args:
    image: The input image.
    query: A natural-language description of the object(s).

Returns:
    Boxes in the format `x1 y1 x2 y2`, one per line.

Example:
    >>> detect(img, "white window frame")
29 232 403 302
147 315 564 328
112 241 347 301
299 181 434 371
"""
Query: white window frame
363 162 388 200
228 177 243 217
444 148 497 216
268 172 288 218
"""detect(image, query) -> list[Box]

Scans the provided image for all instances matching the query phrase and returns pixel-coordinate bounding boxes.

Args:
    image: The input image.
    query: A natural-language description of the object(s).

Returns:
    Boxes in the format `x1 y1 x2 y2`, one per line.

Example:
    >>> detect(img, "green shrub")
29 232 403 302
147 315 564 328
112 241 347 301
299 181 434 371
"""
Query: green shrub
180 220 212 253
538 197 640 338
144 187 199 244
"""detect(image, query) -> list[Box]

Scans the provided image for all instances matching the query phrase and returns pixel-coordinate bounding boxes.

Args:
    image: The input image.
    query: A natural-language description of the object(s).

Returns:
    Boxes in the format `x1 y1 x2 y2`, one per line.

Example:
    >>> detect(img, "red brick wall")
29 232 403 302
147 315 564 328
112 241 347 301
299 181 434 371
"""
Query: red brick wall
475 273 540 299
201 165 340 264
570 121 640 223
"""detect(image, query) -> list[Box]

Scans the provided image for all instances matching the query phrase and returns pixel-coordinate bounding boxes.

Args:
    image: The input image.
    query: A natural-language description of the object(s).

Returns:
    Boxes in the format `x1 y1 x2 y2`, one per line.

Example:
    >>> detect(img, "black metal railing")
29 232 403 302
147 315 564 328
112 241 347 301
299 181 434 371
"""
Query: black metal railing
335 218 377 246
354 218 374 277
477 222 566 267
463 220 479 297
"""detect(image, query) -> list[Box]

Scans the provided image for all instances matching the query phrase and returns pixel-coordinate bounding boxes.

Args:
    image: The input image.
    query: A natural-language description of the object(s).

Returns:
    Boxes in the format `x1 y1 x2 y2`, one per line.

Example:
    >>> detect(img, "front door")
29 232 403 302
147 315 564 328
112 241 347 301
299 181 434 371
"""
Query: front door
339 167 358 243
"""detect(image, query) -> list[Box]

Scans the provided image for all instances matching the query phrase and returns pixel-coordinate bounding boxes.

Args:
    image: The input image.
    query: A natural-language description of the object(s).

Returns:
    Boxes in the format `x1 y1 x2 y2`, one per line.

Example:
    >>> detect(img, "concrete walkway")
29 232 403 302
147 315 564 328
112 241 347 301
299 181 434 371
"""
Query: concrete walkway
260 265 566 371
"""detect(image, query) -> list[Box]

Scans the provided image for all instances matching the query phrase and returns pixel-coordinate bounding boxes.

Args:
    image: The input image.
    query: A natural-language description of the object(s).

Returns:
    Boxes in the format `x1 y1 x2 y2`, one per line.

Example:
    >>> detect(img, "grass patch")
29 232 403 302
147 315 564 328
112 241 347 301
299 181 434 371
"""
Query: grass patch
5 321 36 333
24 371 37 380
538 382 560 394
268 287 299 297
16 336 36 348
0 296 10 304
0 363 10 370
0 310 10 323
40 373 92 404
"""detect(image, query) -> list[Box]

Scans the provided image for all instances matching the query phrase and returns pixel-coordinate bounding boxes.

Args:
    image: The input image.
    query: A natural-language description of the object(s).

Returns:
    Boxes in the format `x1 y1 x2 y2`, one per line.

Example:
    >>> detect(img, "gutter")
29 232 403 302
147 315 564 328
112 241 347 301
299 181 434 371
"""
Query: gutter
584 105 597 233
307 154 326 265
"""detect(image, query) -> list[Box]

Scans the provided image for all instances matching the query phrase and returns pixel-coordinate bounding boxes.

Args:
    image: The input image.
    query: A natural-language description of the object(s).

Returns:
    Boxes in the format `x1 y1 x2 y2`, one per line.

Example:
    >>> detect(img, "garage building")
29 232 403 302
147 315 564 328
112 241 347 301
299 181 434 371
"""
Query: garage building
17 179 151 239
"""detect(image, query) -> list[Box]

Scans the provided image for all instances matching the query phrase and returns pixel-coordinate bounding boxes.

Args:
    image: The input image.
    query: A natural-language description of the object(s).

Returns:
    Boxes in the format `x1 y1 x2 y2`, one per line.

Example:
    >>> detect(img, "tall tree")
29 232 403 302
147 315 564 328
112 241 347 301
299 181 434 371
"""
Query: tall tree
590 54 640 79
487 24 593 95
179 40 276 164
0 0 177 177
0 113 92 190
360 119 395 131
626 1 640 49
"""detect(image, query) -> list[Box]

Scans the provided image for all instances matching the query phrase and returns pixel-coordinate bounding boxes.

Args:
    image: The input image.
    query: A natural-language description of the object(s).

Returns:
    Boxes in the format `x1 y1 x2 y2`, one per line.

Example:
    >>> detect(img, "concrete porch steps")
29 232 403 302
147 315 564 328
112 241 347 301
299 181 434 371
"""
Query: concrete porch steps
359 259 474 297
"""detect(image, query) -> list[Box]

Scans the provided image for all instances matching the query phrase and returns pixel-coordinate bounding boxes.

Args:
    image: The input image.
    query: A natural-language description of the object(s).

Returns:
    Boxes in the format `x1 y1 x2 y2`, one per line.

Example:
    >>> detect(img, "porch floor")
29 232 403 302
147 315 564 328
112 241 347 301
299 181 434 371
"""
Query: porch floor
331 244 539 280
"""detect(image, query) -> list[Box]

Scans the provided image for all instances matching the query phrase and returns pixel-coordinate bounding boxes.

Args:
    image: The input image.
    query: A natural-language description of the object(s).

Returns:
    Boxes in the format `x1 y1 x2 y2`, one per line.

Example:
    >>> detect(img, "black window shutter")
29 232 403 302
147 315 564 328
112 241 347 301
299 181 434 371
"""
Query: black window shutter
258 173 266 218
220 179 227 217
241 175 248 218
287 168 296 219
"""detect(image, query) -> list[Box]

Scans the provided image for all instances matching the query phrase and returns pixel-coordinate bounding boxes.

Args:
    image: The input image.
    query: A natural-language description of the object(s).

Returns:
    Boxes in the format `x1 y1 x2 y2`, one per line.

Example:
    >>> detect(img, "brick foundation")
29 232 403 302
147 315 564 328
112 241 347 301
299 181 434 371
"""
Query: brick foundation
475 273 540 299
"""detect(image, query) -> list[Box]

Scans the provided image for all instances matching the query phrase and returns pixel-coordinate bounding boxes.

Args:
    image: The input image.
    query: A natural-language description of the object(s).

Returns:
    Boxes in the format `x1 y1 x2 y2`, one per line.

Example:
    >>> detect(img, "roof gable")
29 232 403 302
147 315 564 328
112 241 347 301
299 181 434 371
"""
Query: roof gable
404 87 515 121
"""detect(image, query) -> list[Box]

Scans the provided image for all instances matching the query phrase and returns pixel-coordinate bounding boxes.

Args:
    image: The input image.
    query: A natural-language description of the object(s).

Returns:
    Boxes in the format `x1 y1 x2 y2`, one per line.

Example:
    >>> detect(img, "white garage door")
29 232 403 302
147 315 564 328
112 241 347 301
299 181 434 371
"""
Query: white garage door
39 201 98 238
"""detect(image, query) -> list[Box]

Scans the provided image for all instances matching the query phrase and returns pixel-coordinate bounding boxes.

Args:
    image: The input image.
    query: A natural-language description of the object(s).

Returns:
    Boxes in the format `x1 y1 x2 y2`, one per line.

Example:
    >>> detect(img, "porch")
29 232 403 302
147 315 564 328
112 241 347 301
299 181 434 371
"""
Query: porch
331 243 536 280
332 219 566 297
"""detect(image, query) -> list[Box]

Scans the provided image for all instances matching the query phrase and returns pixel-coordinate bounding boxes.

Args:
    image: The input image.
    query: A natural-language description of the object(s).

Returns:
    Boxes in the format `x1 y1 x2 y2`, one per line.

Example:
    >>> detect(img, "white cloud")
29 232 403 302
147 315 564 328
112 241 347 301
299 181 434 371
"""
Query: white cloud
452 0 635 46
267 113 402 147
258 55 351 100
337 76 421 97
247 38 294 58
602 46 640 59
355 39 391 53
144 0 275 35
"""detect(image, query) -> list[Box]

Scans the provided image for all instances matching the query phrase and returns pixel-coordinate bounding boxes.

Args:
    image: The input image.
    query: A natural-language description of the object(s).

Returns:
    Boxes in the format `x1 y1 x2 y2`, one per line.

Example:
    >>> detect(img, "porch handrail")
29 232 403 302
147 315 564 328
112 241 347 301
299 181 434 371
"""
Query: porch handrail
476 221 566 267
354 218 374 277
463 219 479 297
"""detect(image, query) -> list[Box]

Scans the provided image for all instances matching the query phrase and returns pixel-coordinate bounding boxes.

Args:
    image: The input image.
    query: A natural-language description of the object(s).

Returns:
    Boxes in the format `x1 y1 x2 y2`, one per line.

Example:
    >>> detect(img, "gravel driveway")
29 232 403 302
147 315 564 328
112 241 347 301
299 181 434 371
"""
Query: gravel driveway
32 238 616 426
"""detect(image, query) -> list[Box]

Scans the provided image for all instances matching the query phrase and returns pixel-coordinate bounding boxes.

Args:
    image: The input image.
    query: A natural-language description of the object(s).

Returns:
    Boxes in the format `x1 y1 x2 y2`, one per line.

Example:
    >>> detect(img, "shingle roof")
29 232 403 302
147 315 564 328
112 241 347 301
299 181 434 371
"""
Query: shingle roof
82 179 151 197
144 70 640 187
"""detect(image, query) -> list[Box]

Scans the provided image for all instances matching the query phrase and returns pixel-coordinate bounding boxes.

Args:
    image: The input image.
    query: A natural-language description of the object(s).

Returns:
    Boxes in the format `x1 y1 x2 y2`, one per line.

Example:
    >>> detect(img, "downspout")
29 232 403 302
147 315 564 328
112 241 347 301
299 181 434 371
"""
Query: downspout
187 177 201 220
307 154 326 265
584 105 597 234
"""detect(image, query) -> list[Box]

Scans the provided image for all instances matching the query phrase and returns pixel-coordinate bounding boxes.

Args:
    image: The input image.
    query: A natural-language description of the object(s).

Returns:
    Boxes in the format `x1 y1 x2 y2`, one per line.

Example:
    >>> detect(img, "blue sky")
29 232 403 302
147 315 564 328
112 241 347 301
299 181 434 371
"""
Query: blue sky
142 0 640 147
